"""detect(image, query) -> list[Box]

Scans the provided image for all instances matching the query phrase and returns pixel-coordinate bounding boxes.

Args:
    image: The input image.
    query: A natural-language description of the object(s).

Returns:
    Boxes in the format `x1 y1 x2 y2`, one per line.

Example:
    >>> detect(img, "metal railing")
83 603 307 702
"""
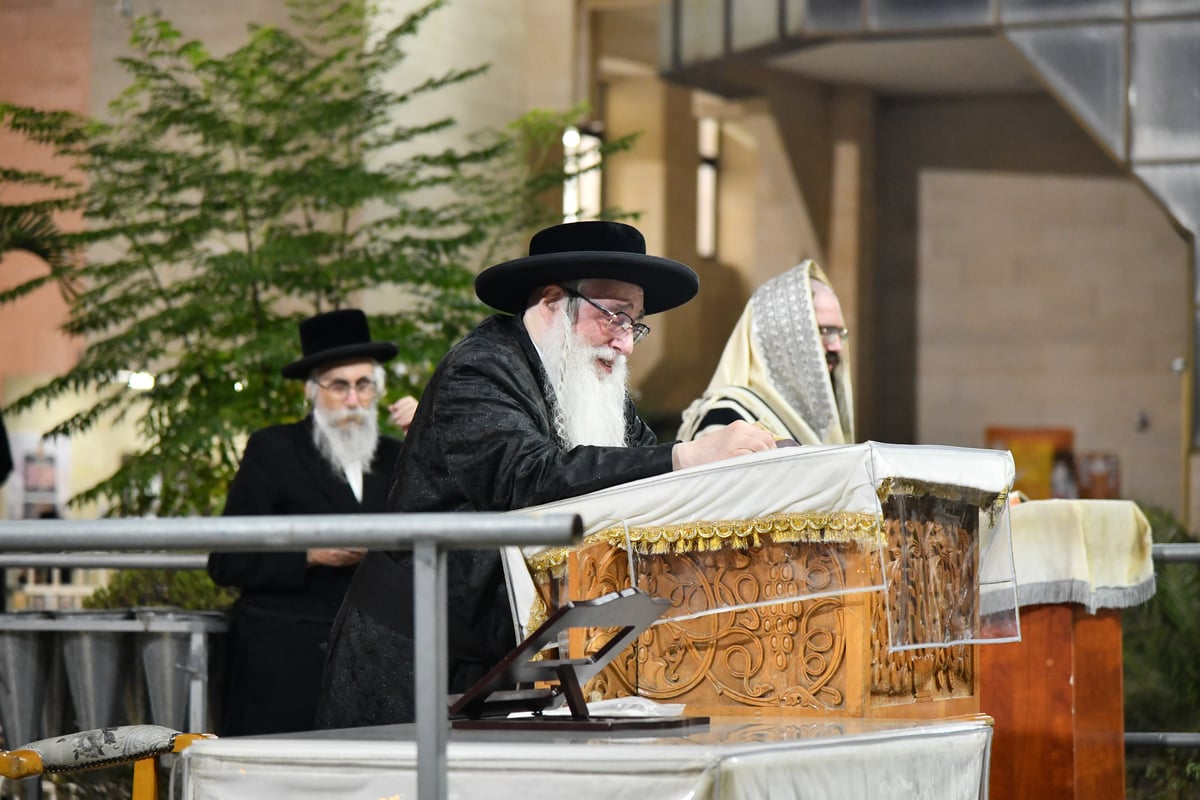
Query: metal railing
0 512 581 800
0 553 208 570
1150 543 1200 563
1125 541 1200 752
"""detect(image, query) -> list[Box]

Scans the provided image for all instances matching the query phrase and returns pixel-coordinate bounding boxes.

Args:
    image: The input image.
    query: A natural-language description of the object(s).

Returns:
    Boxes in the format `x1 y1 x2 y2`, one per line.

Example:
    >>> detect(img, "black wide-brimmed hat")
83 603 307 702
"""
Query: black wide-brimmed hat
475 220 699 315
281 309 398 379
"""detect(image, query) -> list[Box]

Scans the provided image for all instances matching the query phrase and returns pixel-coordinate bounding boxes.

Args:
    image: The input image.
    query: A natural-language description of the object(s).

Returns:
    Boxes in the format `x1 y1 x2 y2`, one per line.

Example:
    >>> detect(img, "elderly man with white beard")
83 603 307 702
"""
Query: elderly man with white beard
208 308 411 736
315 220 777 729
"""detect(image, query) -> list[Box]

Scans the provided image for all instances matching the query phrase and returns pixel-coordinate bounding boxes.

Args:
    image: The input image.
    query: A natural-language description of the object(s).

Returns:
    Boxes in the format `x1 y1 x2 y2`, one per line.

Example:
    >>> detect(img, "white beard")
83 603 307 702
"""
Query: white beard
311 403 379 474
539 306 630 448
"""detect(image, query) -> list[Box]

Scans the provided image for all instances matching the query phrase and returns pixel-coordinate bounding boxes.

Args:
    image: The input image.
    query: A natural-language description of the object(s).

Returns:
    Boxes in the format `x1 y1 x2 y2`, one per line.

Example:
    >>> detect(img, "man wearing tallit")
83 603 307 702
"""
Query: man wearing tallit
678 260 855 445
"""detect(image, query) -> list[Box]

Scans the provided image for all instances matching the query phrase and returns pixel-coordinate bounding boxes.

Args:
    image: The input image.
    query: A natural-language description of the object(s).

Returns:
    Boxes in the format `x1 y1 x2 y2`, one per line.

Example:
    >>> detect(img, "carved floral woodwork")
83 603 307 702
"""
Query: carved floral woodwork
527 494 987 716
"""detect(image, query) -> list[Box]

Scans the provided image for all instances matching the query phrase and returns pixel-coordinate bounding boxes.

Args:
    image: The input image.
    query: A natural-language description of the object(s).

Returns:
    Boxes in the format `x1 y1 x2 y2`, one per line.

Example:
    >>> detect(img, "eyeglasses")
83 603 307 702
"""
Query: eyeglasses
818 325 849 346
561 286 651 344
315 377 378 400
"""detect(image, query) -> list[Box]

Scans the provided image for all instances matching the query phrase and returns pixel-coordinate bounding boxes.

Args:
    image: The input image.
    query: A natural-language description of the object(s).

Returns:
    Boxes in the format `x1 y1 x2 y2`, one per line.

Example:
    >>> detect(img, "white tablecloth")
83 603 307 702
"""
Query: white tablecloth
1008 498 1155 613
175 715 994 800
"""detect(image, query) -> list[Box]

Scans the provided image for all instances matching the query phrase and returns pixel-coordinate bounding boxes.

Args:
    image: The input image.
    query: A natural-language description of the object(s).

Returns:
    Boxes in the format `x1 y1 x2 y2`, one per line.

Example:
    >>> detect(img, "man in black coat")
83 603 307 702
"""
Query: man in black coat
207 309 407 736
315 221 777 729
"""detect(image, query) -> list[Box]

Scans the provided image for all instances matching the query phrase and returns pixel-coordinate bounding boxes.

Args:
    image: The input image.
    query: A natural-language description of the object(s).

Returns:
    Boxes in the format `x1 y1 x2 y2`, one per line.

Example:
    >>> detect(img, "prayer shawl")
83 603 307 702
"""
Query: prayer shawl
678 260 854 445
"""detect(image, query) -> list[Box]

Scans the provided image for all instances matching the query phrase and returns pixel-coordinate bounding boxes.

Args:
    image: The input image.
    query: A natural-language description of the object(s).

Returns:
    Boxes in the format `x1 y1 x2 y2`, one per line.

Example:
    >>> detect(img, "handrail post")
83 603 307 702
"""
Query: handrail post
414 540 448 800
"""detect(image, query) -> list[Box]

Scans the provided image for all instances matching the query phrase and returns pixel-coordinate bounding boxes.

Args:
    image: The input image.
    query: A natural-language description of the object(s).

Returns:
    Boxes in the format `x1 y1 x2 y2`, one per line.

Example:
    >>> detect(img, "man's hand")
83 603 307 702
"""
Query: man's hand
306 547 367 568
671 420 777 470
388 395 419 433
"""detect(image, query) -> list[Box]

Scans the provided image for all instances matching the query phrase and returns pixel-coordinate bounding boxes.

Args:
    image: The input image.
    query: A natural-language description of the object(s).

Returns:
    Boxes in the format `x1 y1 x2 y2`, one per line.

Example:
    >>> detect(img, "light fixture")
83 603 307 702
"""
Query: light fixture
115 370 155 391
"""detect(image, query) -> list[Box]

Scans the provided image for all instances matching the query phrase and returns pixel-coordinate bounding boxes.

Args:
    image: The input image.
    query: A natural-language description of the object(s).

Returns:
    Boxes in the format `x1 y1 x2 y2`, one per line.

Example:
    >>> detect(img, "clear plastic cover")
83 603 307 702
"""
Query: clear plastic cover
880 491 1020 652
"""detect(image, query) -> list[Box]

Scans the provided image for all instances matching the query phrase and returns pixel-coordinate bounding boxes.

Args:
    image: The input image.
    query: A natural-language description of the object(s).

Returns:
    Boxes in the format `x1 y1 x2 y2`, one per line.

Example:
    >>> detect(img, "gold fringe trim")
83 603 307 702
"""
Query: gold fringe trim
525 594 549 660
876 477 1009 524
524 510 883 583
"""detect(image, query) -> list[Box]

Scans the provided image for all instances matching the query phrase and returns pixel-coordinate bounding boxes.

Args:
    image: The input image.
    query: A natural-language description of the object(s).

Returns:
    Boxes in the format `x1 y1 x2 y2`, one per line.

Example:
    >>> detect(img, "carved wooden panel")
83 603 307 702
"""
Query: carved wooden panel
870 495 978 706
541 498 984 717
569 540 859 711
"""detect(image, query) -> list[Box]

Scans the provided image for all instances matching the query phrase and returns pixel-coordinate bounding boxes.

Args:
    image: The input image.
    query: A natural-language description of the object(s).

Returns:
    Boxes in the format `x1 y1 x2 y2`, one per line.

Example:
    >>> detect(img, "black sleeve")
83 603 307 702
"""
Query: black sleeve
697 407 747 429
207 431 310 592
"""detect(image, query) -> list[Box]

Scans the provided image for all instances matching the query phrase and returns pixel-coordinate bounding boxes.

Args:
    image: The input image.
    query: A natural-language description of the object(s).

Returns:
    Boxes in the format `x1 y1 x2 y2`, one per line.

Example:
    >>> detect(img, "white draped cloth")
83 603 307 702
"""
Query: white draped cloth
1008 498 1155 613
177 716 994 800
515 442 1012 542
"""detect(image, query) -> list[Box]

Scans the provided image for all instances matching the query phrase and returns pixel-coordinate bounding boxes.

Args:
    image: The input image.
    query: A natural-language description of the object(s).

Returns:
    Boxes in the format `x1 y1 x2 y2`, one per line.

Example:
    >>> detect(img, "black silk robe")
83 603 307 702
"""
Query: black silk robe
315 314 676 729
207 417 401 735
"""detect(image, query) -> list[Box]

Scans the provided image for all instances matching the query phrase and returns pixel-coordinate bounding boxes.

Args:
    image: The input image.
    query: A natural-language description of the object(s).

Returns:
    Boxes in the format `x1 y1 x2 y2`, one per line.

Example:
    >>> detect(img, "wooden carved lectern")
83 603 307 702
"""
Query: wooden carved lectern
511 442 1019 722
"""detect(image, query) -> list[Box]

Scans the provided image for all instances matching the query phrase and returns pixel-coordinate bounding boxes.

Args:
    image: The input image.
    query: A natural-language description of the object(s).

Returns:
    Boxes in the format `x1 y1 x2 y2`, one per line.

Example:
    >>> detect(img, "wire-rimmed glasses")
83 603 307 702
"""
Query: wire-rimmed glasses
560 286 651 344
315 377 378 400
818 325 849 346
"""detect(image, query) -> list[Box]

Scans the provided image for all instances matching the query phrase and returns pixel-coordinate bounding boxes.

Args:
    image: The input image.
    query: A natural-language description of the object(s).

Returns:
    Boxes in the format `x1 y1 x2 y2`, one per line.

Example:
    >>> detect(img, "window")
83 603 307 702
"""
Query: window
563 125 604 221
697 116 720 258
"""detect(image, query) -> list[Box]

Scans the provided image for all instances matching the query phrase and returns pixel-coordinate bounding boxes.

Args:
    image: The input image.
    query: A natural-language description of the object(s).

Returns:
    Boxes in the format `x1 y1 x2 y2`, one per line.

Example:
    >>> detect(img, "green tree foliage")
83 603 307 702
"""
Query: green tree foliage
1124 503 1200 799
82 568 237 611
0 110 81 301
0 208 76 301
0 0 632 518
